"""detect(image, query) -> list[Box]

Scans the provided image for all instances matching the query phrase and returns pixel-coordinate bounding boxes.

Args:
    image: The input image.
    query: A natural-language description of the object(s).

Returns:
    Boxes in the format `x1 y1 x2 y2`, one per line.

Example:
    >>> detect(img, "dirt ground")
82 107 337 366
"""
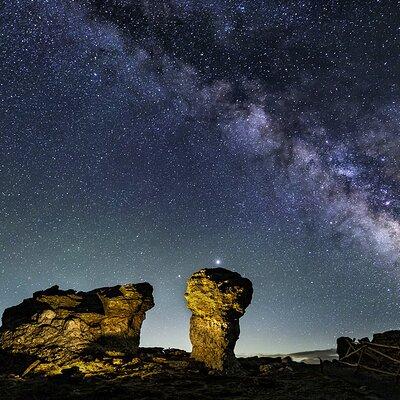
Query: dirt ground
0 348 399 400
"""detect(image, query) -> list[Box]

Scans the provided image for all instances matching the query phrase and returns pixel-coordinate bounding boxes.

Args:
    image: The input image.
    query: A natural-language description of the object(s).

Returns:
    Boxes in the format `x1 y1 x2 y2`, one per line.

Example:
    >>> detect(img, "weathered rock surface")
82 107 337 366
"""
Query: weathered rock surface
0 283 154 364
185 268 253 373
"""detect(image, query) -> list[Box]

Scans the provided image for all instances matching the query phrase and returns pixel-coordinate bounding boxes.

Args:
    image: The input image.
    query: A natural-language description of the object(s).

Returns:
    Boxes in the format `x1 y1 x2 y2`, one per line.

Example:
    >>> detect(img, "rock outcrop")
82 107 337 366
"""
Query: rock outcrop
185 268 253 373
337 330 400 375
0 283 154 364
372 330 400 346
337 330 400 362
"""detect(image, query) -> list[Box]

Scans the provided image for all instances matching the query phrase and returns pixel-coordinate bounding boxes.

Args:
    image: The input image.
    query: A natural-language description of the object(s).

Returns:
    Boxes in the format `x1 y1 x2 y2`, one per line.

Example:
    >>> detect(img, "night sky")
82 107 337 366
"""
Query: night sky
1 0 400 355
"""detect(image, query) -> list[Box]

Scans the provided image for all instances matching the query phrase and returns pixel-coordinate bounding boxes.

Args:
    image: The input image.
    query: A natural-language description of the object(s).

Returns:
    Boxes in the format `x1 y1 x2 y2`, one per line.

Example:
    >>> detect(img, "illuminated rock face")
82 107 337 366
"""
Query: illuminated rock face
185 268 253 373
0 283 154 364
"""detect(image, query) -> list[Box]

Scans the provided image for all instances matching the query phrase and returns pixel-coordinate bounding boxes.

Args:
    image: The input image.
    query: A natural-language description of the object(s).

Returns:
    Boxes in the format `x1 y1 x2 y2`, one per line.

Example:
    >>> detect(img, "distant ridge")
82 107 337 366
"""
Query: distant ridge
238 348 337 364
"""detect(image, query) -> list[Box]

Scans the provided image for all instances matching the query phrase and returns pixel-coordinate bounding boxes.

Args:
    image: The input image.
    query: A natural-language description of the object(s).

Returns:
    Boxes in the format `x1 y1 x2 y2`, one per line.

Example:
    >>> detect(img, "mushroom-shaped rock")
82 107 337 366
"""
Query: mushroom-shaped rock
0 283 154 364
185 268 253 373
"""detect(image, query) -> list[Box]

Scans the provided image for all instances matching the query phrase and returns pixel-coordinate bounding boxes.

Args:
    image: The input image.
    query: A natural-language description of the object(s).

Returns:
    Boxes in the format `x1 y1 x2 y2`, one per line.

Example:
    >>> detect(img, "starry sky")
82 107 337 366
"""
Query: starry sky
1 0 400 355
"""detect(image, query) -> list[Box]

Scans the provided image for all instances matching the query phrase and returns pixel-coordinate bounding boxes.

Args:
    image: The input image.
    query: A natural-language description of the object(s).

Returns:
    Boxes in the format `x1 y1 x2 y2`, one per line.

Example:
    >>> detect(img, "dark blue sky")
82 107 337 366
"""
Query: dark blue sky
1 0 400 354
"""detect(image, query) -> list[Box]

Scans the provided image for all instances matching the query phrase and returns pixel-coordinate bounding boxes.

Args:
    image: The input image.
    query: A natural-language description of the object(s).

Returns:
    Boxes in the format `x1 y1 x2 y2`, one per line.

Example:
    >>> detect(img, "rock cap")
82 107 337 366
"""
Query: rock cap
185 267 253 319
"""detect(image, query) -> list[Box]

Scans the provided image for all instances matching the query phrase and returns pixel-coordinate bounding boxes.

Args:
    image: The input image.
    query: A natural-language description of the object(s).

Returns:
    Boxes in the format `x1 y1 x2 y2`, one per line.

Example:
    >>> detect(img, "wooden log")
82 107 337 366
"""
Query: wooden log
367 346 400 365
338 361 398 377
367 342 400 350
341 345 366 362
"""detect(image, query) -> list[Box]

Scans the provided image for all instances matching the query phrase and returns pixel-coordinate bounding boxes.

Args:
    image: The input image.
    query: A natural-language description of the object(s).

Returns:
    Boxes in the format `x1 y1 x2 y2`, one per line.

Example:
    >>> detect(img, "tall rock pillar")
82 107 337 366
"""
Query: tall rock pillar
185 268 253 373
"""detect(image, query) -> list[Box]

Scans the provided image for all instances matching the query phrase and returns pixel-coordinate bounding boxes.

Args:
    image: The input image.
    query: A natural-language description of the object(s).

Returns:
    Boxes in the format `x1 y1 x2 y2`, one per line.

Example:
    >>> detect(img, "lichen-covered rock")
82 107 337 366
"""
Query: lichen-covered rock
0 283 154 364
185 268 253 373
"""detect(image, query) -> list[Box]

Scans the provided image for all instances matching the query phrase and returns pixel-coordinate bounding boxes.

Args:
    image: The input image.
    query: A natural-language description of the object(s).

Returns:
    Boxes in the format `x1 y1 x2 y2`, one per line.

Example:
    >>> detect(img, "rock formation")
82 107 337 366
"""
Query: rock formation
185 268 253 373
337 330 400 362
337 330 400 375
336 336 354 360
0 283 154 364
372 330 400 346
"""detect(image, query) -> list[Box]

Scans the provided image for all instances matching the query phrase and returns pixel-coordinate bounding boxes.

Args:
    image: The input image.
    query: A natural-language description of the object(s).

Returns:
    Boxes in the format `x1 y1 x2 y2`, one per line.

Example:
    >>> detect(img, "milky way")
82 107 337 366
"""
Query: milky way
1 0 400 353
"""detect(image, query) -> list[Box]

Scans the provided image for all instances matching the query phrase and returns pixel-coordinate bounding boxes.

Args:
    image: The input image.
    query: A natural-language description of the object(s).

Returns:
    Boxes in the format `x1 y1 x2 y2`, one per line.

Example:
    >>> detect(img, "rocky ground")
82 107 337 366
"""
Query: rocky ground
1 347 399 400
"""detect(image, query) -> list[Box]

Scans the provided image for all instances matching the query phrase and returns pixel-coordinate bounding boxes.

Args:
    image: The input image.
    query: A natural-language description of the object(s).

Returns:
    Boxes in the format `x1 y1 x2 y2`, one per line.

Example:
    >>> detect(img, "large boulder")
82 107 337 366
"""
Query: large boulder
336 336 354 360
0 283 154 364
185 268 253 373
